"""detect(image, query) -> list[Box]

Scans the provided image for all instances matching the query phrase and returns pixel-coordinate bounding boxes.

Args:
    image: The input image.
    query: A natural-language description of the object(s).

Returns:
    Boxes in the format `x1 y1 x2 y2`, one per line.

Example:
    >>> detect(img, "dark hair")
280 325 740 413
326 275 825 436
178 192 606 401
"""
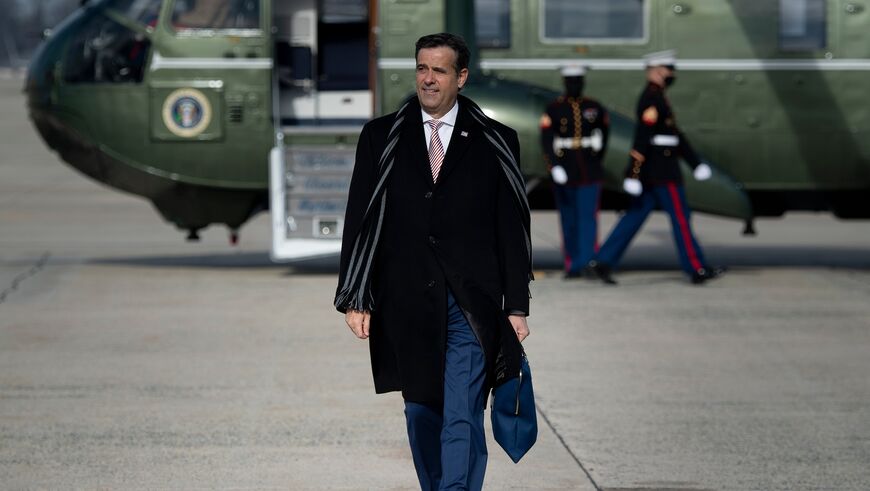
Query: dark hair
415 33 470 74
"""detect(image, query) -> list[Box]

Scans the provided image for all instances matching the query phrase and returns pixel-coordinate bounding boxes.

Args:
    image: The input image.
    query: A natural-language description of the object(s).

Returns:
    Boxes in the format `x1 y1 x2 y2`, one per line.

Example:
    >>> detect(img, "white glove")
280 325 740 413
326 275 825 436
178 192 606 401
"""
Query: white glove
550 165 568 185
693 163 712 181
623 178 642 196
588 129 604 152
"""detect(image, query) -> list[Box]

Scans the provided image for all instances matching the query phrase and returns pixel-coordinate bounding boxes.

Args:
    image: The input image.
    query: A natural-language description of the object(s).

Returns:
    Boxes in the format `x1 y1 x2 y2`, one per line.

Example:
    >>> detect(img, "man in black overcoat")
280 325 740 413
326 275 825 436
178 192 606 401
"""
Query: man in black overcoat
335 33 532 490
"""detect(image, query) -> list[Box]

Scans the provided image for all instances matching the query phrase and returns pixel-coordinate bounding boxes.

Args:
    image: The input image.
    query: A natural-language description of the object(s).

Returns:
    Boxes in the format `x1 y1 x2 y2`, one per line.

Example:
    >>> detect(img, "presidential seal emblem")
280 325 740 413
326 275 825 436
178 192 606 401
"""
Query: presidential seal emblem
162 88 212 137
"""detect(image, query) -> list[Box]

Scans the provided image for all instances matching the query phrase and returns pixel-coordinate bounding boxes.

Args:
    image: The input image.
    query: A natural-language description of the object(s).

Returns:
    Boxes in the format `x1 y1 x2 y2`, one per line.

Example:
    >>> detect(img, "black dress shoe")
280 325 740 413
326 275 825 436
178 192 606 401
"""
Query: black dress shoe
691 266 727 285
563 270 583 280
587 261 617 285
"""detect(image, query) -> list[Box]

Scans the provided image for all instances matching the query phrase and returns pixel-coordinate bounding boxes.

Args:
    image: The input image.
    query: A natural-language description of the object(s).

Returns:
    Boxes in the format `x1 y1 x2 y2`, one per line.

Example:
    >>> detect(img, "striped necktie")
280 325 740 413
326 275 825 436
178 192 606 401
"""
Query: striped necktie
428 119 445 182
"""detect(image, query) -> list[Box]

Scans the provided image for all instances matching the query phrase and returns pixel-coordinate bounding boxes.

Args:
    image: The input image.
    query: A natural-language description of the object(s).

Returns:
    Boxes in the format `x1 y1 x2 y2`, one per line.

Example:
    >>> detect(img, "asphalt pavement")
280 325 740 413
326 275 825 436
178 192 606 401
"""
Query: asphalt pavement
2 79 869 490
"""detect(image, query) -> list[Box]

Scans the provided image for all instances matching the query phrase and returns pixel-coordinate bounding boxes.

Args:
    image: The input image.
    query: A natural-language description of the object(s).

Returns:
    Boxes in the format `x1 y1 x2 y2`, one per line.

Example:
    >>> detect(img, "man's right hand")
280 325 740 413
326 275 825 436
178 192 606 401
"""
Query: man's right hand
345 309 371 339
623 178 643 196
550 165 568 185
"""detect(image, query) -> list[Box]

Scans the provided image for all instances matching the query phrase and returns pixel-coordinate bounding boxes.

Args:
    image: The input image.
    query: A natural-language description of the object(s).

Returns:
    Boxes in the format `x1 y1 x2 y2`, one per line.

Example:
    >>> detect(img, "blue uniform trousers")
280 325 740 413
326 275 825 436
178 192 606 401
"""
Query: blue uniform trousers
554 183 601 274
404 291 488 491
595 183 707 276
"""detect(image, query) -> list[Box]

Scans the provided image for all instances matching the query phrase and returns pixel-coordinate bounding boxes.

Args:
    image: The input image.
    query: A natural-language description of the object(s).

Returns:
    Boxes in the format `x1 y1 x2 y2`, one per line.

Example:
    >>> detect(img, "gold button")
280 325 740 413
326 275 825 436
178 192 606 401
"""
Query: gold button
664 150 671 156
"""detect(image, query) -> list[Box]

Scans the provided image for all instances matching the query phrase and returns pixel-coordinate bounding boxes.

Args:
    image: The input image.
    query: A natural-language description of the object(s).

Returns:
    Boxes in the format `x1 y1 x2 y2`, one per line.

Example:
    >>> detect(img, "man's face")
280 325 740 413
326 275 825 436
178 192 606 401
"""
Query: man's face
647 66 675 88
416 46 468 119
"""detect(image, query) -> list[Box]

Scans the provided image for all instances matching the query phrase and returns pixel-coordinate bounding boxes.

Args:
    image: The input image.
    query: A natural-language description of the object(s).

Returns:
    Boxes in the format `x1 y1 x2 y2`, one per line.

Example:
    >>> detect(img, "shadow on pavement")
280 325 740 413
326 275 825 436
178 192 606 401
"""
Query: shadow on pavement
535 245 870 271
88 242 870 274
89 252 341 274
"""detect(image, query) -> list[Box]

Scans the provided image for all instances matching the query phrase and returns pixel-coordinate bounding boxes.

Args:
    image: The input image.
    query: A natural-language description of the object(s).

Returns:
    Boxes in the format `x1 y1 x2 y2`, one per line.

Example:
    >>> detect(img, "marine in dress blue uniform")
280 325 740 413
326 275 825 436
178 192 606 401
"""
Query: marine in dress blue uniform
588 50 724 285
541 66 610 278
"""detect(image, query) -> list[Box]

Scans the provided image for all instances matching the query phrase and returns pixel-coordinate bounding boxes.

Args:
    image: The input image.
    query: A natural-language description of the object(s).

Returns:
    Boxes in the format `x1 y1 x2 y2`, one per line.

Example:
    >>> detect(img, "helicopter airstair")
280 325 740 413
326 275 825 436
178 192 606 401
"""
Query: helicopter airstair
269 126 362 261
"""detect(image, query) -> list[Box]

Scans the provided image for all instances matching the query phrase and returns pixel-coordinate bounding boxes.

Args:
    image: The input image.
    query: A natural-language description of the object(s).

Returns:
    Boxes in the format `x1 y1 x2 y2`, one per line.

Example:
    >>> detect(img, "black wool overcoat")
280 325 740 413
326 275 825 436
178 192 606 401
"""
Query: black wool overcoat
336 95 531 405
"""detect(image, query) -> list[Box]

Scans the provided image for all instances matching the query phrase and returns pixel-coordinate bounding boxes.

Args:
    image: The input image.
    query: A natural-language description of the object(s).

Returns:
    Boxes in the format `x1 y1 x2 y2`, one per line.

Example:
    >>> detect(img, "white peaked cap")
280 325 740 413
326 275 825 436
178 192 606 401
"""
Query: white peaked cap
560 65 586 77
644 49 677 67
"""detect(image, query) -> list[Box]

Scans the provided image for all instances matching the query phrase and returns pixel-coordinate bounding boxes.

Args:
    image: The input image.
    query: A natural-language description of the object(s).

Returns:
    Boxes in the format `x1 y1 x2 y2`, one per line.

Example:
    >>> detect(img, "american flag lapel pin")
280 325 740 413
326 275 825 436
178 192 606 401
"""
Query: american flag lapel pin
461 131 468 137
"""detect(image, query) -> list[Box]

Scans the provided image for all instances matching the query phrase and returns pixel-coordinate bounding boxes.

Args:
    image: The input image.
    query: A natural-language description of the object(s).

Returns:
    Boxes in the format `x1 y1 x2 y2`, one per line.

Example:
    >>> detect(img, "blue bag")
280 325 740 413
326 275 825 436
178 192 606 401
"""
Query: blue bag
490 353 537 463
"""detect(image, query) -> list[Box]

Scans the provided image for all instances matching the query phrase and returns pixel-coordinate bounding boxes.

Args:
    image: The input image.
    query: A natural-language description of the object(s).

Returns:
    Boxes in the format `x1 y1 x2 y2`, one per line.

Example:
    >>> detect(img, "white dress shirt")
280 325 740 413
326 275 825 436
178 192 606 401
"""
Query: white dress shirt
422 101 459 152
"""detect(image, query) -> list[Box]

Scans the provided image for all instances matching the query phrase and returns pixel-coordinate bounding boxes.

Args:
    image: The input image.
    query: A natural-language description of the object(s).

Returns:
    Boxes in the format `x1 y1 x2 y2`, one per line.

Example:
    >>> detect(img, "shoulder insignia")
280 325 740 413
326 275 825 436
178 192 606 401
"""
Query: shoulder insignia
642 106 658 126
539 114 552 129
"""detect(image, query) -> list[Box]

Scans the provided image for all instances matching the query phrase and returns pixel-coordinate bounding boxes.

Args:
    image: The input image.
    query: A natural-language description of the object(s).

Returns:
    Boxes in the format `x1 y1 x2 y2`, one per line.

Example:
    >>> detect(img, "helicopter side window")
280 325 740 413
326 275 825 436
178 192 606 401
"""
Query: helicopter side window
779 0 826 50
172 0 260 31
62 13 150 83
476 0 511 49
541 0 646 43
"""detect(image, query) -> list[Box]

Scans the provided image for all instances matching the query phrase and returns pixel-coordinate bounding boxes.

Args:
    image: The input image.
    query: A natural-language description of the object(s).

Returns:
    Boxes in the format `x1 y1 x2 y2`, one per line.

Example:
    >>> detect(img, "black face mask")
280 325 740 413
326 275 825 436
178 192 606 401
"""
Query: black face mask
565 77 584 98
664 75 676 87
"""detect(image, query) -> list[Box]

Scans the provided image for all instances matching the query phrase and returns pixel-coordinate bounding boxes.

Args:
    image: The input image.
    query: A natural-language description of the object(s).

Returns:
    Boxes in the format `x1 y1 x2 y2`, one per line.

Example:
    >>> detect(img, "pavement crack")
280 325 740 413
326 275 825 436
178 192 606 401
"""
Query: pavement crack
0 252 50 305
535 401 603 491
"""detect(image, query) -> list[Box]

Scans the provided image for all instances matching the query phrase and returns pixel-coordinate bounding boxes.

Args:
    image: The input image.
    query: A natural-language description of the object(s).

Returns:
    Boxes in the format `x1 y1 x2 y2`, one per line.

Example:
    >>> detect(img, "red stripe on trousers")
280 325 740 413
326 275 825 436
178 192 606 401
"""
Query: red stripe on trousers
667 183 703 271
594 186 601 252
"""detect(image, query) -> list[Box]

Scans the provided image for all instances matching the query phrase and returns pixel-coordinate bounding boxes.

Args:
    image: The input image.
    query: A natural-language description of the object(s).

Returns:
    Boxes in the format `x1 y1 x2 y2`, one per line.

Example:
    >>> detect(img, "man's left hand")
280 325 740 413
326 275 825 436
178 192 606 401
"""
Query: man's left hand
694 163 712 181
508 315 530 343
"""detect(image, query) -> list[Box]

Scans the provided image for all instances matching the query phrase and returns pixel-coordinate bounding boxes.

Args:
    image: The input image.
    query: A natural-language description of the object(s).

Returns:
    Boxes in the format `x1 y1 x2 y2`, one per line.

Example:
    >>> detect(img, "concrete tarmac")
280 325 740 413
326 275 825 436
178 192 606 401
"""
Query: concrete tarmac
2 79 870 490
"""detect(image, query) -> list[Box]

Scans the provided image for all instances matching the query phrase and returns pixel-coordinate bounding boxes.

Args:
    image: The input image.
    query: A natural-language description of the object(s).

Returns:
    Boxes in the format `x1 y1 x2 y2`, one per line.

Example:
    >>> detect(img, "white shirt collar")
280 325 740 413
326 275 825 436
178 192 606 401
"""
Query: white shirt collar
422 100 459 126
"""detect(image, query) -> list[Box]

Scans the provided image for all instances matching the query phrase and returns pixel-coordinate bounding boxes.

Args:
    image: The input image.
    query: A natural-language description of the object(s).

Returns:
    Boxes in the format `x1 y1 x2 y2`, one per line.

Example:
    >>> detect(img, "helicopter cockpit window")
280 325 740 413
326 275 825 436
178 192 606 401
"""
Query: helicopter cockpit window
476 0 511 48
171 0 261 31
62 0 161 84
779 0 826 50
541 0 646 43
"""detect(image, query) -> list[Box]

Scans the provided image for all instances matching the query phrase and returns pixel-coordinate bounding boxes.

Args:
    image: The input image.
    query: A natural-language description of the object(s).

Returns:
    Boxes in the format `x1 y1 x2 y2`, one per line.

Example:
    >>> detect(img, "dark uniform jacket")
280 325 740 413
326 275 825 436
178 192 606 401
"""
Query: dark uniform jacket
540 97 610 185
625 82 701 185
337 95 531 405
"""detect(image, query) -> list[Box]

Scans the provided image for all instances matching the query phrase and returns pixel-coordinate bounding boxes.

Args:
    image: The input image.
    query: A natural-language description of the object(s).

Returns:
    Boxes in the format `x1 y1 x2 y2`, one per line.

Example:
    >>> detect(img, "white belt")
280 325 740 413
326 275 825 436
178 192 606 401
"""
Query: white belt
651 134 679 147
553 129 604 153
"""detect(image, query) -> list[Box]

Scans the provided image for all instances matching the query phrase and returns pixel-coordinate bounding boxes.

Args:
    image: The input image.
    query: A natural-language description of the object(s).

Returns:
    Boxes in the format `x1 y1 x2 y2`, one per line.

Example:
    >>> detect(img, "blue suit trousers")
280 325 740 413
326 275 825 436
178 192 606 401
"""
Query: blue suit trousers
554 183 601 273
595 183 707 276
404 291 488 491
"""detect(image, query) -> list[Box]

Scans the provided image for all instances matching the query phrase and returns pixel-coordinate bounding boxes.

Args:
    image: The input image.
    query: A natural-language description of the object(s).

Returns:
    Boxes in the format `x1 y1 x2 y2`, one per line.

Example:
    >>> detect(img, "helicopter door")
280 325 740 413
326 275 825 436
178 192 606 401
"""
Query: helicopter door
274 0 316 123
275 0 372 125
